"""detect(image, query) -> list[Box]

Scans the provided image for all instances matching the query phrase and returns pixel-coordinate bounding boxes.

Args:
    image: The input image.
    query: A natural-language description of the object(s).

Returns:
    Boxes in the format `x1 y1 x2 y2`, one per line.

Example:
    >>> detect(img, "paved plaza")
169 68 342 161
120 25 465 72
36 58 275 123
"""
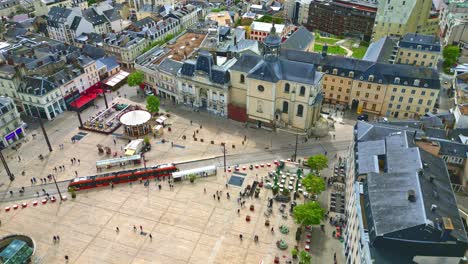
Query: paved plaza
0 84 353 263
0 165 345 264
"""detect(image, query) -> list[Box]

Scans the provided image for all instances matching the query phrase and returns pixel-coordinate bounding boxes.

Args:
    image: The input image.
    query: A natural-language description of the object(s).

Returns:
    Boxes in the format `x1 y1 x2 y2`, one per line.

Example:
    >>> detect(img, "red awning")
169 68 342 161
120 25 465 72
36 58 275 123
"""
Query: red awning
70 93 97 108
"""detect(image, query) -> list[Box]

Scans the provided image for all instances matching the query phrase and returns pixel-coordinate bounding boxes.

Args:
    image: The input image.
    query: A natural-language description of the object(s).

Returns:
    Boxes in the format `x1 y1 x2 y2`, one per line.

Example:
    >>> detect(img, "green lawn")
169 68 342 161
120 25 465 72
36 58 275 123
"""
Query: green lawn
315 35 339 45
351 46 368 59
314 44 347 55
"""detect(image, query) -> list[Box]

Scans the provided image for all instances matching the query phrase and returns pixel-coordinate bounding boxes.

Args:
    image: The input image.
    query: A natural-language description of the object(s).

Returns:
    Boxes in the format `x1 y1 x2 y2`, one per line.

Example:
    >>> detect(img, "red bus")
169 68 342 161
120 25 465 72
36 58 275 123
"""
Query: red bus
68 164 178 191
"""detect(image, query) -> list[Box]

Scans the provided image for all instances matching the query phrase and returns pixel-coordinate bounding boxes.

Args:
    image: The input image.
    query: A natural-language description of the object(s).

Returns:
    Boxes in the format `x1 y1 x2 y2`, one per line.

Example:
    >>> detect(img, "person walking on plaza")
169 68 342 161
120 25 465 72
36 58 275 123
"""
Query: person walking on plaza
133 225 137 232
116 227 119 233
149 234 152 241
239 234 243 241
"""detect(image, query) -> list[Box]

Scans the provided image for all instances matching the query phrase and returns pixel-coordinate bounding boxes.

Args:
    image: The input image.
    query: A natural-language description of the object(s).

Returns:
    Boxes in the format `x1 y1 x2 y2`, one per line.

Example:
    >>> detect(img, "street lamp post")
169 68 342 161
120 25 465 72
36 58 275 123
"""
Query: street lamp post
222 143 226 172
0 149 14 181
76 108 83 128
35 107 52 152
52 174 63 201
293 129 299 162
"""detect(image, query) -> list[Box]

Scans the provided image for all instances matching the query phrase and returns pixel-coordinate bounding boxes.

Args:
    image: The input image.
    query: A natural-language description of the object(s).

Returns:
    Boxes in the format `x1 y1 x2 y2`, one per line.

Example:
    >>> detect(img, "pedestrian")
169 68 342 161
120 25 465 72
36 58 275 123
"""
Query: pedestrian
237 209 240 215
53 236 56 243
78 159 80 165
111 183 114 189
70 158 73 165
9 190 12 196
30 178 33 185
217 196 220 201
190 120 192 125
204 188 206 194
239 234 243 241
140 225 143 232
63 165 65 170
113 139 116 145
213 194 216 200
158 184 161 190
225 183 228 189
133 225 137 232
57 235 60 241
18 156 21 161
271 227 274 233
116 227 119 233
334 252 337 260
226 192 230 199
65 255 69 261
149 233 153 240
333 134 336 139
75 171 78 176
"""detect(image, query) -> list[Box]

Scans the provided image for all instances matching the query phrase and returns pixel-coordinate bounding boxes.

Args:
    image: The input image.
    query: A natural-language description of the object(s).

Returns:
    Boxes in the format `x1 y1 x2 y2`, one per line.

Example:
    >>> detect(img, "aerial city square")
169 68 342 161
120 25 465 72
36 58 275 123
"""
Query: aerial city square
0 0 466 263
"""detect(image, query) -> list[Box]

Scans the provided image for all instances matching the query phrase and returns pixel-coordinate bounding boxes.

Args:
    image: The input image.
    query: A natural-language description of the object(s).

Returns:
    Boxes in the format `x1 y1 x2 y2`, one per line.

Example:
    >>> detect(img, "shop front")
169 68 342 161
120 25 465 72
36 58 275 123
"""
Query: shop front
2 126 25 148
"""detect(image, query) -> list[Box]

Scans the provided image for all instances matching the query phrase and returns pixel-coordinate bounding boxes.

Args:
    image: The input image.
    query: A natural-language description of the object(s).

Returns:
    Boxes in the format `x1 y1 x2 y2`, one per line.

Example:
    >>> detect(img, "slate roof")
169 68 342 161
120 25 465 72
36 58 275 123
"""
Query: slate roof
180 52 230 85
20 76 57 96
400 33 441 52
281 26 314 51
280 49 441 89
438 140 468 158
356 121 468 262
158 58 183 75
82 44 106 60
82 8 108 26
97 56 119 72
47 7 72 27
362 36 397 63
230 53 322 85
228 39 260 55
103 9 121 22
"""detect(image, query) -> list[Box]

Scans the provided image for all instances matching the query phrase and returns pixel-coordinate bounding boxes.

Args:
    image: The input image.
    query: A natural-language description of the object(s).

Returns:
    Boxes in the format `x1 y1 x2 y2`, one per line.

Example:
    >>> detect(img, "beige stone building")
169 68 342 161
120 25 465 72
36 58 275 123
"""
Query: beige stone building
395 33 441 68
372 0 439 41
229 26 323 132
281 48 440 119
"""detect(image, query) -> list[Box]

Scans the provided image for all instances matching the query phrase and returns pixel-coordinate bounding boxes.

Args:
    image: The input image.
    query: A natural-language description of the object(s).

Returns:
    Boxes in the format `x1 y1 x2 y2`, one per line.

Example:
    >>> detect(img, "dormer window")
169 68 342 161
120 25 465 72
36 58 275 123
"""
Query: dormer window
413 79 420 86
368 75 374 82
317 66 322 72
333 69 338 75
359 76 363 80
417 45 422 50
349 71 354 78
394 77 400 84
378 79 382 84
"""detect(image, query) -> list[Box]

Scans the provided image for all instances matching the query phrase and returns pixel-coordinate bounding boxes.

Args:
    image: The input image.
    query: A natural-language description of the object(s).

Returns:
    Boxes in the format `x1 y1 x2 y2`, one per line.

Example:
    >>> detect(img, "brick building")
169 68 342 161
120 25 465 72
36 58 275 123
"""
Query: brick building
306 0 376 41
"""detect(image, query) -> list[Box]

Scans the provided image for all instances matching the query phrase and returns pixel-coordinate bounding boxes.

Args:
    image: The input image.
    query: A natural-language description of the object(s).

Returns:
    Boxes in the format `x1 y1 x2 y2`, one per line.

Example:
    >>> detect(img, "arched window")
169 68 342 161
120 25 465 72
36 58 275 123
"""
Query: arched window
284 83 290 93
299 86 306 96
296 104 304 117
240 74 245 84
282 101 289 113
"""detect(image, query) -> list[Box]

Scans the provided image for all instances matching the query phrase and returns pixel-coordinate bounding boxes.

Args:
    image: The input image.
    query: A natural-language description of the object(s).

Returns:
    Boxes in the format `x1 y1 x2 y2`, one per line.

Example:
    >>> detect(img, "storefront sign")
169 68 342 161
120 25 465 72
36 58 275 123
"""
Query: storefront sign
5 132 15 141
15 128 22 135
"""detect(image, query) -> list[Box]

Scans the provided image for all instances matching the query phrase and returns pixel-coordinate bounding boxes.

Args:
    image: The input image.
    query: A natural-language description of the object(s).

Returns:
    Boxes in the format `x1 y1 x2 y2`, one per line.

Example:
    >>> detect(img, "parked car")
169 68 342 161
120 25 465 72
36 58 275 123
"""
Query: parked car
145 90 154 96
357 114 369 121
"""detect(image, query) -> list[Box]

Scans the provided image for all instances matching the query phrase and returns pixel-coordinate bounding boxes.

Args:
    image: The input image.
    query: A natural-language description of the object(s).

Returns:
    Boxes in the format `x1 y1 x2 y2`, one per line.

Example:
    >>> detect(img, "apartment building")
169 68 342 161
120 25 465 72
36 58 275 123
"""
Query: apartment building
395 33 441 68
373 0 439 41
439 0 468 46
102 32 149 69
18 76 66 120
0 0 20 17
281 48 440 119
135 32 206 102
0 64 22 111
344 121 468 263
249 22 292 42
47 4 123 44
306 0 377 41
0 96 24 148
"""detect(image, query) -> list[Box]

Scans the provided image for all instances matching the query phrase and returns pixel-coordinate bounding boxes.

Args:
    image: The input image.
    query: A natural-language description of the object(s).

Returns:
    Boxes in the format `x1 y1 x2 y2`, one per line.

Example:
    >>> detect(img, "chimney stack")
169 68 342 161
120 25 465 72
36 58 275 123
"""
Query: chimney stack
407 189 416 202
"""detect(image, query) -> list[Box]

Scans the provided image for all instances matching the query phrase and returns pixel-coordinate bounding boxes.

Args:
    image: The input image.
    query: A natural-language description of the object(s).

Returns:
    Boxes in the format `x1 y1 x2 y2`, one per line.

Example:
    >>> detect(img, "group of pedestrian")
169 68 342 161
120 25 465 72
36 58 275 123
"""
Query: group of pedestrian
70 157 80 165
58 144 65 150
53 165 66 172
239 234 260 243
52 235 60 244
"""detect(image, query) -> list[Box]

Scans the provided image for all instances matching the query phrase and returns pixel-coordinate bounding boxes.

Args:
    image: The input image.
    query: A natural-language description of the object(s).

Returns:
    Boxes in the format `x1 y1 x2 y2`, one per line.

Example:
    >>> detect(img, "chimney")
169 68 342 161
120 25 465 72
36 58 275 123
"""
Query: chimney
407 190 416 202
322 45 328 57
431 204 437 212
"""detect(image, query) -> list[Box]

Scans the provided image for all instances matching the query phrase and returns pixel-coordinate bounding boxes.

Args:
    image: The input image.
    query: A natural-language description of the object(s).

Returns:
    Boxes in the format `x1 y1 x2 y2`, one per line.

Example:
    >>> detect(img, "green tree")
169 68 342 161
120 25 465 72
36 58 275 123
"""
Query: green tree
299 250 311 264
307 154 328 171
146 95 160 113
443 45 460 68
293 201 325 226
301 174 325 197
127 71 144 87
